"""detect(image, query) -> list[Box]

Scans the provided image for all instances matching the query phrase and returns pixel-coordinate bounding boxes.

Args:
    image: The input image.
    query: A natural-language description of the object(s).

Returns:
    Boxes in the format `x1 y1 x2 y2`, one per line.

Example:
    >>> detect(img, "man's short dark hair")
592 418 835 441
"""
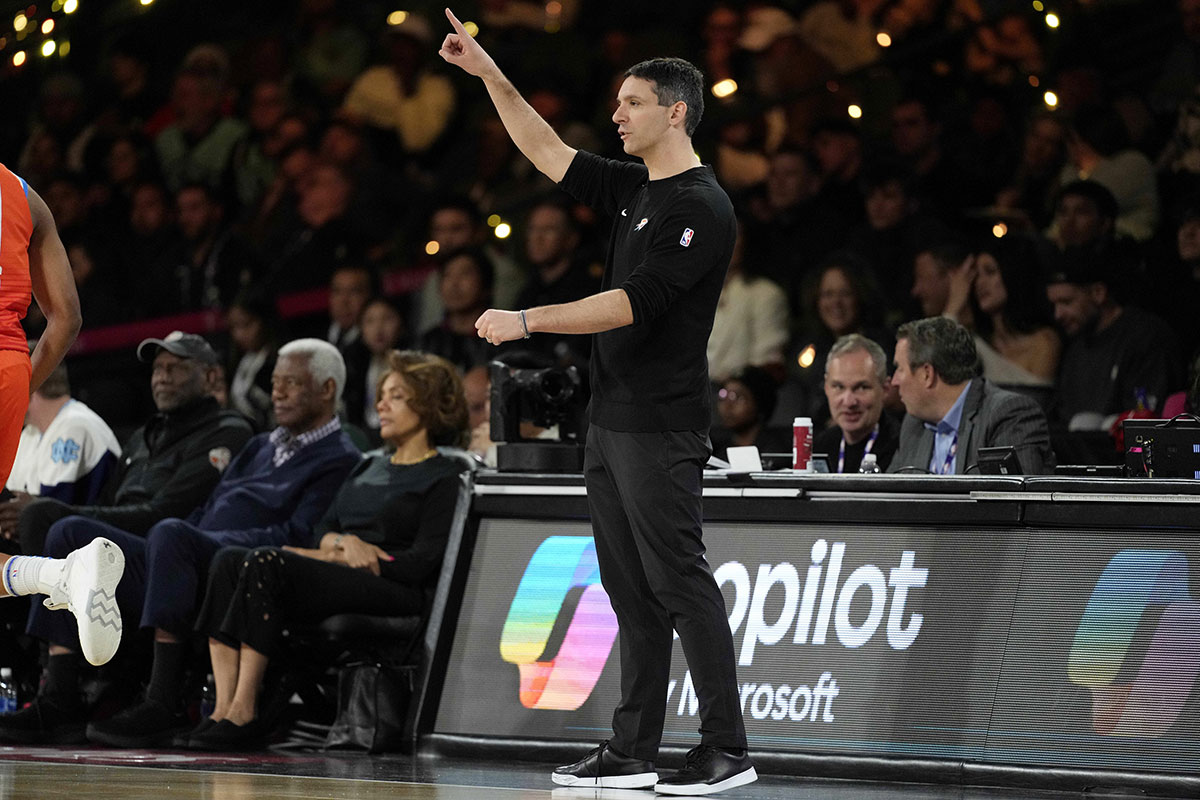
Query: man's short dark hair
625 58 705 137
1055 179 1118 221
916 234 971 273
895 316 981 385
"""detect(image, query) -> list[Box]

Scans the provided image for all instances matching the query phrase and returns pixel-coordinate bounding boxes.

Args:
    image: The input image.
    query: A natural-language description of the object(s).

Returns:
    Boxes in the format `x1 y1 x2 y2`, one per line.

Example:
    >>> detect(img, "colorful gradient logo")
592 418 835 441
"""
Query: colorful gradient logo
500 536 620 710
1068 549 1200 737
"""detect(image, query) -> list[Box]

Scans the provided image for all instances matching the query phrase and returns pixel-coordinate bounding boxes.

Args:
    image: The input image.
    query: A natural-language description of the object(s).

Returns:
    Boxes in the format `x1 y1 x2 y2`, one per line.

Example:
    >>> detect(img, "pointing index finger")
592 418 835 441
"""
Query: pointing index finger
445 7 468 36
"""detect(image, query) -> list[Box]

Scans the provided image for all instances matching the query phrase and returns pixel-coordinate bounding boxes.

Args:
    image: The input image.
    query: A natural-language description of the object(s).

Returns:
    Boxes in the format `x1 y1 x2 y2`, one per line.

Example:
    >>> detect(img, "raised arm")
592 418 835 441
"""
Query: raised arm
438 7 576 183
26 185 81 394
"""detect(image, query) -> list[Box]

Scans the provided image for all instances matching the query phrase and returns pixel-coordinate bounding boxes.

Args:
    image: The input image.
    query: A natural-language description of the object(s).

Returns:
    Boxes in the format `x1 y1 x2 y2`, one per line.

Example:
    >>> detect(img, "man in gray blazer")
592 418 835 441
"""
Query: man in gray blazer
888 317 1055 475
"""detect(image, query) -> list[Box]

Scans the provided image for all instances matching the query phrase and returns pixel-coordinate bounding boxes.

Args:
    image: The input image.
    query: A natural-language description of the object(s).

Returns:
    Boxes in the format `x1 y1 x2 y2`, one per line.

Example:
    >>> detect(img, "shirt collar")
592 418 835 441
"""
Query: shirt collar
269 416 341 461
924 381 972 436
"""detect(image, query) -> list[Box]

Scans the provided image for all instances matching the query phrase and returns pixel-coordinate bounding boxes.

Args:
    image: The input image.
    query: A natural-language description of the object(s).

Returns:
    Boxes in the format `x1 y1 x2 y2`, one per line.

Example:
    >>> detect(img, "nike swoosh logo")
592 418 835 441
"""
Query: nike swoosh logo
621 209 627 216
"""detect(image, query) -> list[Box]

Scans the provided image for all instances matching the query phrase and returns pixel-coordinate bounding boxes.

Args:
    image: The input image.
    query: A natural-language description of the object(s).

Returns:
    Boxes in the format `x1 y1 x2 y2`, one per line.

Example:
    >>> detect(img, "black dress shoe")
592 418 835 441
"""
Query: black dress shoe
552 740 658 789
0 697 87 745
655 745 756 795
86 699 190 748
186 718 267 751
172 717 216 748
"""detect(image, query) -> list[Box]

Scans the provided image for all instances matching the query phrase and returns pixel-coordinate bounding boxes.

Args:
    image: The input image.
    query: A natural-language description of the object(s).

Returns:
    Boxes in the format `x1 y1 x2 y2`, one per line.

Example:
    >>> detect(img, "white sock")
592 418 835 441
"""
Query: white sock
2 556 65 597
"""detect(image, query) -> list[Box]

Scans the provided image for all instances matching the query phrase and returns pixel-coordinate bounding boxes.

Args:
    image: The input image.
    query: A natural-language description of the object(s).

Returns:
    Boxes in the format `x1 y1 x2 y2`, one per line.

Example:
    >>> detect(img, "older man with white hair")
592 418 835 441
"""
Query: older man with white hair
0 339 362 748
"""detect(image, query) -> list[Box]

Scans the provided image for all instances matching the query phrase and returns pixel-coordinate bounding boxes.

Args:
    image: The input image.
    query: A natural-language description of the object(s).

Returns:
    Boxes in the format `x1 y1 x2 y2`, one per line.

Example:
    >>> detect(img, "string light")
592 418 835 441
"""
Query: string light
139 0 155 6
797 345 817 369
1032 0 1043 9
494 222 512 239
486 214 501 227
64 0 78 12
992 222 1008 238
13 13 27 32
387 10 408 26
463 21 479 36
847 104 863 119
425 241 440 256
711 79 737 98
876 32 892 47
41 18 53 34
1044 91 1058 108
41 39 55 56
1045 13 1059 28
58 39 68 56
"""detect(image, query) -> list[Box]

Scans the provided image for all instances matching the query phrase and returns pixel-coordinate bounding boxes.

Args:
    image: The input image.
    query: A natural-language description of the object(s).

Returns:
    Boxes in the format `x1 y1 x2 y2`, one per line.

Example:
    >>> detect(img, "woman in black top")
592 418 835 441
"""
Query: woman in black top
187 350 469 750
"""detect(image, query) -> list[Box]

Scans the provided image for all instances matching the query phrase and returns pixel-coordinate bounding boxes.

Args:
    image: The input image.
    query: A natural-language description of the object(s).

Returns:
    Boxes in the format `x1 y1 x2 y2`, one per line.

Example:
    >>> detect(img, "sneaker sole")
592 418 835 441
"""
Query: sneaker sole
551 771 659 789
655 766 757 795
67 538 125 666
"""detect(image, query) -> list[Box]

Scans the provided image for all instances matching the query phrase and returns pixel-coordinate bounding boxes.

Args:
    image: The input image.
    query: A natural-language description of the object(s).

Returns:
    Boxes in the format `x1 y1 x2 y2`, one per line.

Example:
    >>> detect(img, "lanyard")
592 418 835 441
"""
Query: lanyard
837 424 879 474
938 432 958 475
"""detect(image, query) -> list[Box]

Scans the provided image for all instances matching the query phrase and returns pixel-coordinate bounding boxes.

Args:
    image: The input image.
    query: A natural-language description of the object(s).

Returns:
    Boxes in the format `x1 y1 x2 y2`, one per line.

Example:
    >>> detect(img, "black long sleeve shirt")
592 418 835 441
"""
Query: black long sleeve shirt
560 151 735 432
313 454 466 587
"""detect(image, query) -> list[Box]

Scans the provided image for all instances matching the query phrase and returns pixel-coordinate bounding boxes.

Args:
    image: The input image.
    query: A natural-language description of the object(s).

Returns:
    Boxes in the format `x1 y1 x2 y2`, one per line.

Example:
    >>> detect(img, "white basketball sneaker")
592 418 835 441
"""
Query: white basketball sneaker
43 538 124 666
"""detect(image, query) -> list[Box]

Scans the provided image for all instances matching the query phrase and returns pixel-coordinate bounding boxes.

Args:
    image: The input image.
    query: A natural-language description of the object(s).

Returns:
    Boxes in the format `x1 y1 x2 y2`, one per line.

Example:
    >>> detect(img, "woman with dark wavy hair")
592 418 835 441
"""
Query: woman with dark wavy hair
186 350 470 750
946 234 1060 388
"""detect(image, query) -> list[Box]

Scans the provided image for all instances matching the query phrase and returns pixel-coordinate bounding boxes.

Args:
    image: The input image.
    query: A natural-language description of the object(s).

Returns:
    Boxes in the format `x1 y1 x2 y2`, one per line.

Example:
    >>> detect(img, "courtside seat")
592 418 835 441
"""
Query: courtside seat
273 449 478 752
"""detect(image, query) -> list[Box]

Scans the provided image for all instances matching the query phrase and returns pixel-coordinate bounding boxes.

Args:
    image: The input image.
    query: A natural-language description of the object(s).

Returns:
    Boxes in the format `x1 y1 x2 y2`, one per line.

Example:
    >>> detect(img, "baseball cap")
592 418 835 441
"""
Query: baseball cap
1044 245 1117 288
137 331 220 365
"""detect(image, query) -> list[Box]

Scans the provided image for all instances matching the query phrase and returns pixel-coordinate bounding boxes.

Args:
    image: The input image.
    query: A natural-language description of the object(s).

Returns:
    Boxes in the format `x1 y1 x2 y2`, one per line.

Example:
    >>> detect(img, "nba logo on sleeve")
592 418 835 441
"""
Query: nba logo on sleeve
680 228 694 247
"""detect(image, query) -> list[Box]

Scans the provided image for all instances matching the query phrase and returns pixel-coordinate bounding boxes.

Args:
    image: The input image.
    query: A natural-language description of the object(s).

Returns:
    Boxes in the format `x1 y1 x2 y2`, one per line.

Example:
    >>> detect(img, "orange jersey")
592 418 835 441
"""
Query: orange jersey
0 163 31 353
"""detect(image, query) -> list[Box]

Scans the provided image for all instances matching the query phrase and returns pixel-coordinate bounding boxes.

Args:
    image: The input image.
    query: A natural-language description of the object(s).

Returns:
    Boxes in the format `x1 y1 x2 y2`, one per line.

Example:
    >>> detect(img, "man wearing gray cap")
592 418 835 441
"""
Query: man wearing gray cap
0 332 254 556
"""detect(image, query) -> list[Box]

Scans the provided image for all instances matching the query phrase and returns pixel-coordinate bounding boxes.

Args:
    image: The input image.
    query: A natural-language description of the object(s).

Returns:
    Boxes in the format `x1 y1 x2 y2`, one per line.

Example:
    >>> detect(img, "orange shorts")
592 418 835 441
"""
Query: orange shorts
0 350 31 489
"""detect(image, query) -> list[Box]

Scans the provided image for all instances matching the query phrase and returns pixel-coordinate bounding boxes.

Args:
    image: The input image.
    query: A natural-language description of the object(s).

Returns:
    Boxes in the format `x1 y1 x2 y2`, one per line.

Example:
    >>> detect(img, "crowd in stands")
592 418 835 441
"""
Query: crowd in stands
0 0 1199 749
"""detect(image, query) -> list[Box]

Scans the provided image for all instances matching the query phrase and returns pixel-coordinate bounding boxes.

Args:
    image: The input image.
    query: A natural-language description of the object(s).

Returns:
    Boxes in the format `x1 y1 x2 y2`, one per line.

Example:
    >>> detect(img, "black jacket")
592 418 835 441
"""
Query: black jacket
77 396 255 534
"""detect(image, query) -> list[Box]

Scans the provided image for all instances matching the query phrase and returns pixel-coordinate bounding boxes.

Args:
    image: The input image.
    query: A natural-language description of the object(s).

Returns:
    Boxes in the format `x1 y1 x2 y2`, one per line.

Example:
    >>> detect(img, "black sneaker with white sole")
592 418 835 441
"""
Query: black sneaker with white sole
655 744 757 796
551 740 659 789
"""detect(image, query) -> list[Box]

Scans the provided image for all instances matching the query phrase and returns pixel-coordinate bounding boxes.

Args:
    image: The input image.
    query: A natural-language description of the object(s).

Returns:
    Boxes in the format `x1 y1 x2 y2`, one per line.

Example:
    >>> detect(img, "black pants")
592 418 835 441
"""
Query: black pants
195 546 425 658
584 424 747 760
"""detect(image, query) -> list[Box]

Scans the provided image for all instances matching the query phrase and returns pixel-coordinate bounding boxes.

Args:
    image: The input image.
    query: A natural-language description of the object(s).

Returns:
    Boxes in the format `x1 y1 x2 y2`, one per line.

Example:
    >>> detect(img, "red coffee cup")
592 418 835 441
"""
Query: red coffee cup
793 416 813 471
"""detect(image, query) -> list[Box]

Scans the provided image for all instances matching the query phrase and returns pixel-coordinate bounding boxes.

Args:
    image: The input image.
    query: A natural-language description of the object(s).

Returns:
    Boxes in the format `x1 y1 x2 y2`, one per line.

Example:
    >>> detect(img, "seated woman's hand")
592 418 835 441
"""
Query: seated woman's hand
335 534 394 576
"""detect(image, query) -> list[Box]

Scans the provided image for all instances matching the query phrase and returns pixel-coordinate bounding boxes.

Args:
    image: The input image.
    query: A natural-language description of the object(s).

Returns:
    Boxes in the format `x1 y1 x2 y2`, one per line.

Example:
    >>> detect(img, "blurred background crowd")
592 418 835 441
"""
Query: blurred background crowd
3 0 1197 461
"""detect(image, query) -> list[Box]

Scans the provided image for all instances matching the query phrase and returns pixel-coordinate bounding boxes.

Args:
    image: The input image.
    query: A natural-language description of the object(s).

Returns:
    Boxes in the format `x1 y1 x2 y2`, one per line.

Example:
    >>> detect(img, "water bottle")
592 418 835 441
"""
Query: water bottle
199 673 216 719
0 668 17 714
859 453 881 474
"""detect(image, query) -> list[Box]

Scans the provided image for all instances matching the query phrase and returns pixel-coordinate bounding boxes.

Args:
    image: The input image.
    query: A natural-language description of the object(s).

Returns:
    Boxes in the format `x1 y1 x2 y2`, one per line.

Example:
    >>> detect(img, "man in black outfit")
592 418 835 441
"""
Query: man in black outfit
441 9 755 796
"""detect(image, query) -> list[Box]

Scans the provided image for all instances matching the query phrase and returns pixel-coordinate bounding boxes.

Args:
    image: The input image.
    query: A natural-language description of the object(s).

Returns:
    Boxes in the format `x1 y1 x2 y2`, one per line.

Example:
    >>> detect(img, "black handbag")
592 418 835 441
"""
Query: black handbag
325 660 418 753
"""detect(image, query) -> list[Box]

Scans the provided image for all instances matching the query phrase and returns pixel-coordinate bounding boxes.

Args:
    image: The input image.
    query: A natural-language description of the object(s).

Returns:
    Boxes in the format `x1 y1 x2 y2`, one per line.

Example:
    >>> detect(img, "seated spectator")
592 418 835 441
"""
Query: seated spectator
1049 179 1119 250
167 182 258 312
186 350 470 750
341 14 456 160
811 117 865 227
226 292 280 432
408 197 522 336
944 236 1061 390
995 112 1067 230
712 367 790 461
0 340 361 747
846 160 938 311
1047 248 1183 429
786 254 892 425
1059 104 1158 241
743 148 850 306
814 335 899 473
5 363 120 508
889 317 1055 475
356 296 406 436
419 248 494 374
911 235 971 318
708 221 789 384
0 333 253 557
123 181 186 319
889 95 973 216
513 199 602 370
154 58 248 194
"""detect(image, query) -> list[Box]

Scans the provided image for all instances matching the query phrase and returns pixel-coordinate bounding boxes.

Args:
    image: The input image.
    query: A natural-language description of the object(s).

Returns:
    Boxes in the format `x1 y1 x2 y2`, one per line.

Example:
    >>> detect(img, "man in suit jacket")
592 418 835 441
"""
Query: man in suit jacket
888 317 1054 475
